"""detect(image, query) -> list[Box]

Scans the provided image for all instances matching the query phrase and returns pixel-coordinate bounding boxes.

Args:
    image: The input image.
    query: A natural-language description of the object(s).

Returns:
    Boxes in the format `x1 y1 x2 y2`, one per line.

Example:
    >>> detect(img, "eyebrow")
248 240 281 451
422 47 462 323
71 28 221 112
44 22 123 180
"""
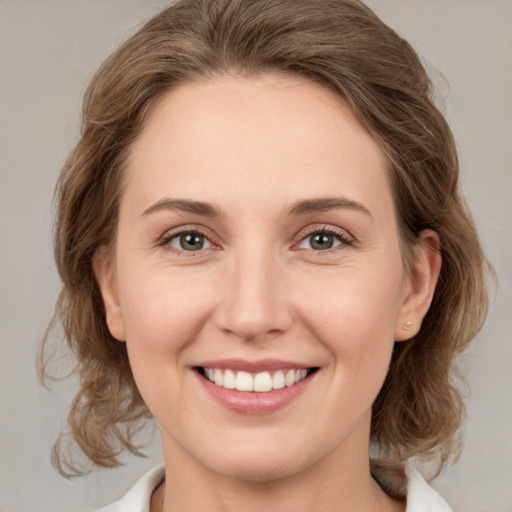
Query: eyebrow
142 199 221 217
141 196 372 218
287 197 372 218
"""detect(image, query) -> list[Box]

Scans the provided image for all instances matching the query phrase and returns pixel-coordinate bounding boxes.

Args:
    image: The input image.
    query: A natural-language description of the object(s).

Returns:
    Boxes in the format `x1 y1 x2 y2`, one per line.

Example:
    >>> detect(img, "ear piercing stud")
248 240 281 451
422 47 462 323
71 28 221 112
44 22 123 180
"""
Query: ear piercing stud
403 321 413 330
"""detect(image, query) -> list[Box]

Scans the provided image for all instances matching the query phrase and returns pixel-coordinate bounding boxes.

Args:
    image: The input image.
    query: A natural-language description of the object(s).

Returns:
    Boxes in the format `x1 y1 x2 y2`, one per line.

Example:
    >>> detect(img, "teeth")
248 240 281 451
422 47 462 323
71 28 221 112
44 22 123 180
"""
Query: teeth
254 371 272 392
223 369 236 389
236 371 254 391
285 369 295 387
203 367 311 392
272 370 285 390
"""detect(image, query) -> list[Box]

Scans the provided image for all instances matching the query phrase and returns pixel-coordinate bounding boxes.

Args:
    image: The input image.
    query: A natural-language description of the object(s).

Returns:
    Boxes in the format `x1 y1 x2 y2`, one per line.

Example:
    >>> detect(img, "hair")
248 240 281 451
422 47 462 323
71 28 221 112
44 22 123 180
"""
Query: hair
39 0 491 478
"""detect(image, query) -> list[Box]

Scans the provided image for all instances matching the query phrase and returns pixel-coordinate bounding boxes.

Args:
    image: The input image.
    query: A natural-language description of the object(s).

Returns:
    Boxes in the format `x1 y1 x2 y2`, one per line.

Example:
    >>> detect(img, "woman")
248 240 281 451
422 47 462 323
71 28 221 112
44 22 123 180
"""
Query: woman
39 0 490 510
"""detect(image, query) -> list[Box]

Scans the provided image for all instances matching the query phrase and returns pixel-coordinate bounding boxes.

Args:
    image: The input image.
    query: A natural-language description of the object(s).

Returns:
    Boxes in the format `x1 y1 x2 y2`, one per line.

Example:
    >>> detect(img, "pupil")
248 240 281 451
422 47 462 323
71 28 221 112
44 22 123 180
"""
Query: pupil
180 233 204 251
311 233 333 250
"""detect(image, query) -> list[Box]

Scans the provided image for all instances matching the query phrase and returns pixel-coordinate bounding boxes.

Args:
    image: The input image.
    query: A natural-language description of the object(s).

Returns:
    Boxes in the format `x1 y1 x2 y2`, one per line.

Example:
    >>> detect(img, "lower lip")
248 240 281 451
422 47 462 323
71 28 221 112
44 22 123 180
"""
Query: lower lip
195 371 316 415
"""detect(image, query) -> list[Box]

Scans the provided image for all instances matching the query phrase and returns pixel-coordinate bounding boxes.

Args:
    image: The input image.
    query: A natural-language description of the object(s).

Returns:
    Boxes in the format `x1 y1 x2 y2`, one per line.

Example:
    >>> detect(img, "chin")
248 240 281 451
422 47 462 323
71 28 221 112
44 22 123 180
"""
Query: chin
201 445 308 482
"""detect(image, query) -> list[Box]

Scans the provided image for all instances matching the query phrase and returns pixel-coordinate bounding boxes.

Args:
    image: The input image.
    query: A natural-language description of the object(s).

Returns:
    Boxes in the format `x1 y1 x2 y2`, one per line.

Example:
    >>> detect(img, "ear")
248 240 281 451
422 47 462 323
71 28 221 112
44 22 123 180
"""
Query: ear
93 246 126 342
395 230 442 341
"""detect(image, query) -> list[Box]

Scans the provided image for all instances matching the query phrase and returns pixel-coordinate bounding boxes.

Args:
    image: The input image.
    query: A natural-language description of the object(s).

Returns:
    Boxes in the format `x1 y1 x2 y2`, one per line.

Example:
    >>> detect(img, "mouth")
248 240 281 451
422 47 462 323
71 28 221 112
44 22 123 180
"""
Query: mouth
194 366 319 393
193 359 320 414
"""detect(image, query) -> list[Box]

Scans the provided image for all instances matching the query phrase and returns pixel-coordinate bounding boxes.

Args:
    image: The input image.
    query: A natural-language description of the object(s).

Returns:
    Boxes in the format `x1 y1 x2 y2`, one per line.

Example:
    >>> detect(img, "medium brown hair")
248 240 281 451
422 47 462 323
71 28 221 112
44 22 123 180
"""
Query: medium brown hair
40 0 491 477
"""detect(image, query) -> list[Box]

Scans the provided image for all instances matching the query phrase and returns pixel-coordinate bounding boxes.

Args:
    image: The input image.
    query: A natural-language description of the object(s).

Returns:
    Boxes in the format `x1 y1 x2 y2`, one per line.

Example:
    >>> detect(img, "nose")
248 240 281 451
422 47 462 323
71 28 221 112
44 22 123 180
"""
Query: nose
214 246 293 342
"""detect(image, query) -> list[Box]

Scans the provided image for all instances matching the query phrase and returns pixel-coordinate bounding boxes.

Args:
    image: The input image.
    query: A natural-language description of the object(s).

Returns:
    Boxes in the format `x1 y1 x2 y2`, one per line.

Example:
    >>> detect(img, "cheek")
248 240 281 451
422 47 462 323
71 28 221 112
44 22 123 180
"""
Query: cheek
118 263 215 348
115 265 217 406
295 261 403 390
299 260 402 337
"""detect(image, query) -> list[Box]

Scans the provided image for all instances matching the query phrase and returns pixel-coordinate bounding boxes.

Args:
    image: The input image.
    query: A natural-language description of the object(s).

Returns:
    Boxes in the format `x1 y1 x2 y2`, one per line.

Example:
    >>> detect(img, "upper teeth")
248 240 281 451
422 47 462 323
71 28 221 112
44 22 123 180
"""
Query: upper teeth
204 368 309 392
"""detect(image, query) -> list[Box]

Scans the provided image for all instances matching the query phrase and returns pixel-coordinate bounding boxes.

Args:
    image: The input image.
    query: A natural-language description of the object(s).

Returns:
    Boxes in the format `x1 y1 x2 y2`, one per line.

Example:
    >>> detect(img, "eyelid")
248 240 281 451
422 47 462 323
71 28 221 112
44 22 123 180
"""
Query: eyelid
155 223 354 256
157 225 220 255
292 224 355 251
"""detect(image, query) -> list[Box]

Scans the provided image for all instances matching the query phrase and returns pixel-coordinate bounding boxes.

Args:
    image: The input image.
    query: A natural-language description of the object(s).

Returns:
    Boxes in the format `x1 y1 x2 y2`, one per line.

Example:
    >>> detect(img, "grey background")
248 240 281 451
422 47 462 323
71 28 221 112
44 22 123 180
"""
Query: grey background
1 1 511 511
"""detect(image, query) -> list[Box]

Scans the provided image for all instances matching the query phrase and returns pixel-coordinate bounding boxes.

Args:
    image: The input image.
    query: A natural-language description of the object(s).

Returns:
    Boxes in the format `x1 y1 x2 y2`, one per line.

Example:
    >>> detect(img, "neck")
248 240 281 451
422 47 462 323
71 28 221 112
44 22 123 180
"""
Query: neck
154 427 405 512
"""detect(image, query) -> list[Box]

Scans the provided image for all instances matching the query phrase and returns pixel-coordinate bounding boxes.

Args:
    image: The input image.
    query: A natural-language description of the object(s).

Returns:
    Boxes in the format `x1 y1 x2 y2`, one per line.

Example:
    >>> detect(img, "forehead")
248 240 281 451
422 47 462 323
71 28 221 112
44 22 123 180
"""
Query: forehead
124 74 393 220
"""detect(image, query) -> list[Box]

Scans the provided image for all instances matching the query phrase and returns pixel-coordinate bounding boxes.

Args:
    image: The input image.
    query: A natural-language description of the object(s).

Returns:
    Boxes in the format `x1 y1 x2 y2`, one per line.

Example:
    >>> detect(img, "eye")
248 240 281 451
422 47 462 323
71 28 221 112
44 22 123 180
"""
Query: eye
297 228 352 251
166 231 213 252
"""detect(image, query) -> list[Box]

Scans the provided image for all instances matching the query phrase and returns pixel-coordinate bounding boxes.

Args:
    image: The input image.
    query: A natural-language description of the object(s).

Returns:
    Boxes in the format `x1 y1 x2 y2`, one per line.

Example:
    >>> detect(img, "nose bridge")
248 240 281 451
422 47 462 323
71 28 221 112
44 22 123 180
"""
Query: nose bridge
217 237 290 340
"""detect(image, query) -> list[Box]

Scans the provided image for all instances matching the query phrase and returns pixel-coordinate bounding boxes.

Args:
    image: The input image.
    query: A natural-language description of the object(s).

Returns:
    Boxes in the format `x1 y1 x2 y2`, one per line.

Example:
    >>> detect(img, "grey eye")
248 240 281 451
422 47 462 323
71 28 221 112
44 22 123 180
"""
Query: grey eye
169 232 212 251
299 232 342 251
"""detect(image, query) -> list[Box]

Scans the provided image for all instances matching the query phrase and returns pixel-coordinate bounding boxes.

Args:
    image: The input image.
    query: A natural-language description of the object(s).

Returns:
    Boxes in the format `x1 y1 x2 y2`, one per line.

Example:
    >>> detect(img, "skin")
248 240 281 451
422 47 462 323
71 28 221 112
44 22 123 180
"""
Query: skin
94 74 441 512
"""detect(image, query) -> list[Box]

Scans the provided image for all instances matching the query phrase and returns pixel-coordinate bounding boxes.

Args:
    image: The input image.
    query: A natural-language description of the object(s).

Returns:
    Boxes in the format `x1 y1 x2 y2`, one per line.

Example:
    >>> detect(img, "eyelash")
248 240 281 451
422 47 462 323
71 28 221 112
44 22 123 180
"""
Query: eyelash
158 226 216 256
294 226 354 252
158 225 354 256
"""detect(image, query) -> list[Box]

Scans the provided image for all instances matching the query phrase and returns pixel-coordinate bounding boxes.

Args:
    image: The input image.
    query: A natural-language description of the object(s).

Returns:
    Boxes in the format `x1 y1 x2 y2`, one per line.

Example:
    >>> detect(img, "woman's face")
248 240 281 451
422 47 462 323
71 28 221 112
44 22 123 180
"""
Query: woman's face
96 74 432 481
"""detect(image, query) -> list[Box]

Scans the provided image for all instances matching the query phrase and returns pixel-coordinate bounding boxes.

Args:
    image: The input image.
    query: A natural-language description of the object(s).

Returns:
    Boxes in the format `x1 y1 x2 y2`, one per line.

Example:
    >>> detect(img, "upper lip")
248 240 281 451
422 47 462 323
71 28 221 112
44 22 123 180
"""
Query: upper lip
195 359 315 373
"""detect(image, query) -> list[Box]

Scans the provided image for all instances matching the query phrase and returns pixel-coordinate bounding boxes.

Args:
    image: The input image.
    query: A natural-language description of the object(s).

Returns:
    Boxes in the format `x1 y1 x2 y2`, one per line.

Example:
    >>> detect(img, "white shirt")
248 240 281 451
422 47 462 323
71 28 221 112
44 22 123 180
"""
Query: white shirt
95 463 452 512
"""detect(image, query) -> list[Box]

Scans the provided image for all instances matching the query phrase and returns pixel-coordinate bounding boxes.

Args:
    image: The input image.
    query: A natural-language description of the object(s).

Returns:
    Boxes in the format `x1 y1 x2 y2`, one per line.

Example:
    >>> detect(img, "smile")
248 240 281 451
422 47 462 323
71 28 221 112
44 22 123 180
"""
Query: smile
194 360 319 414
197 367 316 392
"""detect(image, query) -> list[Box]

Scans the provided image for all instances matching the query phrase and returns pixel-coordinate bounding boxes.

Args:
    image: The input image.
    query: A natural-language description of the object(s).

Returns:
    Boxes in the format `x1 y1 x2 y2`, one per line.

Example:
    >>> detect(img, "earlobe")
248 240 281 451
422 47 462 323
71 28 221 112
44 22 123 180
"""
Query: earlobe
93 246 126 342
395 230 442 342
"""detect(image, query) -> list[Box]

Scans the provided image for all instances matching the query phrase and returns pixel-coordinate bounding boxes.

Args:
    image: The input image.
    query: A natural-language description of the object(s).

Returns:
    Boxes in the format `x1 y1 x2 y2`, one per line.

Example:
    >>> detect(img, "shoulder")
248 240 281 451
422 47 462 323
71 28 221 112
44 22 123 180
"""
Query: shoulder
94 464 165 512
371 459 453 512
